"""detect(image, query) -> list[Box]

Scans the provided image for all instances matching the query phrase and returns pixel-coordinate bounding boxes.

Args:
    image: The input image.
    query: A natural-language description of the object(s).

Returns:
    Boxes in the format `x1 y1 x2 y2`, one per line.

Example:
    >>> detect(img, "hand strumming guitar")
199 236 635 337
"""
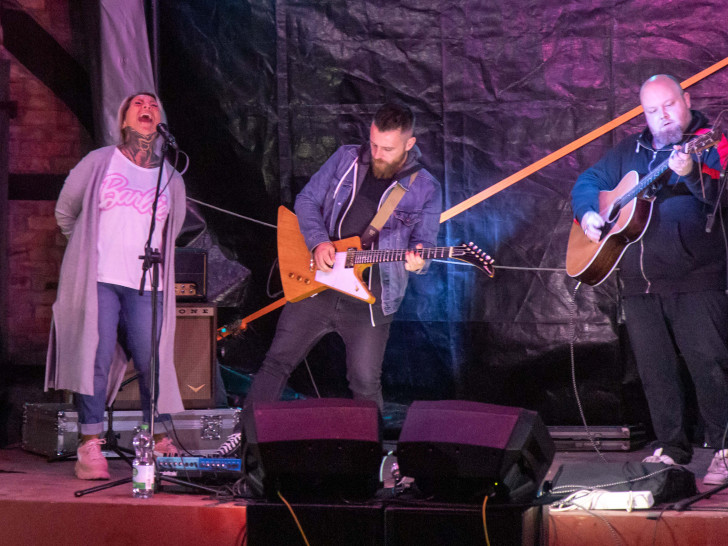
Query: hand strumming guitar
581 211 605 243
313 241 336 272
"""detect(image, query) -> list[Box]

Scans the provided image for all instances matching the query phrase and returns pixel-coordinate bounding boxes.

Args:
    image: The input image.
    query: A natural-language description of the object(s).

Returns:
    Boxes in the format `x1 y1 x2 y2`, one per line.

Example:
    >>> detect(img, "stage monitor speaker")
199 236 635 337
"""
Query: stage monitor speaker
396 400 555 502
243 398 382 501
113 303 217 410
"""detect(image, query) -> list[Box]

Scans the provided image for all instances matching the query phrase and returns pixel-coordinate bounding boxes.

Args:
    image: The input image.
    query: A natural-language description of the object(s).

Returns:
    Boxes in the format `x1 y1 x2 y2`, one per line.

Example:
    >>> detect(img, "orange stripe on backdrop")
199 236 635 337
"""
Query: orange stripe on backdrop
439 55 728 224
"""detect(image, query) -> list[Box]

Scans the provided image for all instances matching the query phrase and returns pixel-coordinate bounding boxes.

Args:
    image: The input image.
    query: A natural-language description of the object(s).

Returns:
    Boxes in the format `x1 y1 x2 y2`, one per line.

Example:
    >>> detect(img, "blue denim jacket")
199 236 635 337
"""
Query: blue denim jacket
294 143 442 316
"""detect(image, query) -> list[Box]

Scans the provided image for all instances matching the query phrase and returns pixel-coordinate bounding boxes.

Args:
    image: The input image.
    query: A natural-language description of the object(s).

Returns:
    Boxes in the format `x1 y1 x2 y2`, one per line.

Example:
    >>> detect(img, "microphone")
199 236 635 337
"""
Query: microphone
156 123 179 151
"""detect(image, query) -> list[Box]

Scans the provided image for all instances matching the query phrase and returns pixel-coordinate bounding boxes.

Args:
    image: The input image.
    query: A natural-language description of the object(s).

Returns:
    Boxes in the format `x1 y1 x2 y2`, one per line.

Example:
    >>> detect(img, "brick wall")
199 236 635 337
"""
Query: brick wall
8 63 89 174
6 201 66 365
2 0 91 367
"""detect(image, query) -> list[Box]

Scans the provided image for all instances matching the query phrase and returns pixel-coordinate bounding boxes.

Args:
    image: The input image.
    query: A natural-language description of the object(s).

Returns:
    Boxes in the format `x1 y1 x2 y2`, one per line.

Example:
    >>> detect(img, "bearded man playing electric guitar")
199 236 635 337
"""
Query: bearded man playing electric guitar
237 102 441 436
571 74 728 485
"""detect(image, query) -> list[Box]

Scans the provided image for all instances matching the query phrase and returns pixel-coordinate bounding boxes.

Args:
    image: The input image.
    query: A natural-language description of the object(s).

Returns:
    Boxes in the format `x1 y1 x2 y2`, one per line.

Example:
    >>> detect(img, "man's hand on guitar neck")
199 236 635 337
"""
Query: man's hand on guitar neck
313 241 336 272
404 243 425 272
581 211 605 243
669 145 693 177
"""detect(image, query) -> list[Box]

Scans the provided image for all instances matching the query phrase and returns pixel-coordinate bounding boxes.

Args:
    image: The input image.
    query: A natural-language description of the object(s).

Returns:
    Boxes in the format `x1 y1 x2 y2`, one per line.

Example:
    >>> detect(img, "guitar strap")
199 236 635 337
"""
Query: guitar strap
360 170 418 249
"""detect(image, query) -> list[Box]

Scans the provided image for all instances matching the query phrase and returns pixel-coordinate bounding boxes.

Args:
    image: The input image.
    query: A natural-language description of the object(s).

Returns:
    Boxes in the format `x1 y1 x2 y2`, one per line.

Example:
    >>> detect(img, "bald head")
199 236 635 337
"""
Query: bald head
640 74 692 149
639 74 684 100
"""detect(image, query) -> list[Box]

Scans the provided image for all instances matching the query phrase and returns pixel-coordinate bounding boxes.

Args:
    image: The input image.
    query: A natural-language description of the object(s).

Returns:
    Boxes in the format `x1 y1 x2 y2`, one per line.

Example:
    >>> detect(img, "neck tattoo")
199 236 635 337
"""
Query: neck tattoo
118 128 162 168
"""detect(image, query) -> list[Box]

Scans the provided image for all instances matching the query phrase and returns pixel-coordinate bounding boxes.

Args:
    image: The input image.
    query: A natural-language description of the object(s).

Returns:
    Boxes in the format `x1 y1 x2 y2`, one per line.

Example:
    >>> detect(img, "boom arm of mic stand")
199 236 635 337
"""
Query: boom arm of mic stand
706 164 728 233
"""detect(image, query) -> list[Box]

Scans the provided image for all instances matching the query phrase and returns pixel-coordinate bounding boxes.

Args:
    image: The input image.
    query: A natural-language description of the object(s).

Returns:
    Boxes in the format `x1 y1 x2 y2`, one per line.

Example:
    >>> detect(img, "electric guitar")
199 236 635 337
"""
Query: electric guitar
277 206 494 303
565 128 721 286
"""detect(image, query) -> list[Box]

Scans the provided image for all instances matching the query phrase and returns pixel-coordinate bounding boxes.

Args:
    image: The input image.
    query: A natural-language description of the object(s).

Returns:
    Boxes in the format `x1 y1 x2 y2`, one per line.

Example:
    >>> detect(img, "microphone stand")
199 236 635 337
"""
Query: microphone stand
705 162 728 293
673 478 728 511
676 164 728 510
75 139 214 497
705 163 727 233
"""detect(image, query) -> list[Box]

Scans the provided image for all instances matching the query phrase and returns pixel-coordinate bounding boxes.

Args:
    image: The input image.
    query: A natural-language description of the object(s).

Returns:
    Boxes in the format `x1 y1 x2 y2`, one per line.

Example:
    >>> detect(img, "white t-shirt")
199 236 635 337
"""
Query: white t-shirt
97 149 171 291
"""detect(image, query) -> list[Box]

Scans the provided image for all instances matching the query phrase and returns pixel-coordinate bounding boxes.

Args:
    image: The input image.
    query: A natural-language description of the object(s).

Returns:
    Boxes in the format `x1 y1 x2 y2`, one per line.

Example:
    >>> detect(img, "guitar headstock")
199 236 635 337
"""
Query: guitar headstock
453 242 495 277
685 127 721 154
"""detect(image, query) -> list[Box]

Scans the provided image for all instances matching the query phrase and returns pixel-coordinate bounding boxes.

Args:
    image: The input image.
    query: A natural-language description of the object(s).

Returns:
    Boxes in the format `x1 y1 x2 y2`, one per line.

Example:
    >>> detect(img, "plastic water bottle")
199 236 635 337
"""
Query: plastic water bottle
132 424 155 498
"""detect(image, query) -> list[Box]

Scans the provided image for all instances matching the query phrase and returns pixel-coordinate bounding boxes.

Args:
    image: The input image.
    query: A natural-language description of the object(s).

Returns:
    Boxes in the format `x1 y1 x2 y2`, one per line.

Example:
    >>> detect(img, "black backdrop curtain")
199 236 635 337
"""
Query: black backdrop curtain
156 0 728 425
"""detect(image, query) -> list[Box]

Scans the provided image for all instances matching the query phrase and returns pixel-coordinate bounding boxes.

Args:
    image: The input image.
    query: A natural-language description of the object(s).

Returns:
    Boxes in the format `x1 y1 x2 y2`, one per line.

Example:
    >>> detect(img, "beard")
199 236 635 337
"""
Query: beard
371 152 407 179
652 123 684 149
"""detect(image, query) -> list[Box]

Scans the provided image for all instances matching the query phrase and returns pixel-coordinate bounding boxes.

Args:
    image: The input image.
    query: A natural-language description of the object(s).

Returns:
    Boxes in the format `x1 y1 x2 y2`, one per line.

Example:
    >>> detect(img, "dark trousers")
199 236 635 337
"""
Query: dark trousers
623 291 728 463
244 290 391 413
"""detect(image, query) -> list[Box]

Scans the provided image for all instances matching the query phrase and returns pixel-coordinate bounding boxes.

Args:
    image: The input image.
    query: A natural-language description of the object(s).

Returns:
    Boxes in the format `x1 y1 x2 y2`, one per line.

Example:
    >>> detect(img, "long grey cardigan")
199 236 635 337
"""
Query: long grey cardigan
45 146 186 415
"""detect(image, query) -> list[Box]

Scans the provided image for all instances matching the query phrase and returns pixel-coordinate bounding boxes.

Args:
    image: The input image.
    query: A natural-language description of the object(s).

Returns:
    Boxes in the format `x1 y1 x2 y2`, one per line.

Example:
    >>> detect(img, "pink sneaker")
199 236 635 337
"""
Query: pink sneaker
704 449 728 485
153 436 180 457
75 438 110 480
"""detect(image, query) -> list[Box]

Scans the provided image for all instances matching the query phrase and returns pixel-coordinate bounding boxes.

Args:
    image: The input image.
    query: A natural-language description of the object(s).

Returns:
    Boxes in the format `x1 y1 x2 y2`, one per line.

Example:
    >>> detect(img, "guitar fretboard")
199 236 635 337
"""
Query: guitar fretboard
349 246 459 264
615 131 716 208
616 159 670 207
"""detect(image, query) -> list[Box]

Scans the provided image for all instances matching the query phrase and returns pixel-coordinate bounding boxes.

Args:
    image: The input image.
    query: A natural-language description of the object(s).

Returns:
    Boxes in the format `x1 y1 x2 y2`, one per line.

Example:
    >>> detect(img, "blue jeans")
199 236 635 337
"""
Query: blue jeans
76 283 168 435
623 291 728 463
245 290 391 412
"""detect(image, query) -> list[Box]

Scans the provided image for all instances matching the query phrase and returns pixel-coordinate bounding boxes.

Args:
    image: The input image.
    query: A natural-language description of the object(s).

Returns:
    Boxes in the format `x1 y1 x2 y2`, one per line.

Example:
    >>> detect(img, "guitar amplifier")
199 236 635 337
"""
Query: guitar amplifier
113 303 218 410
175 247 207 301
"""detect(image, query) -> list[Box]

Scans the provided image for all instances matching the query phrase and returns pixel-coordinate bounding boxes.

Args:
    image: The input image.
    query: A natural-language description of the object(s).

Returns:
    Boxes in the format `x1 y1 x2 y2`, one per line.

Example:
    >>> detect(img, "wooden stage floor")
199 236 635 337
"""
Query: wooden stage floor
542 447 728 546
2 444 728 545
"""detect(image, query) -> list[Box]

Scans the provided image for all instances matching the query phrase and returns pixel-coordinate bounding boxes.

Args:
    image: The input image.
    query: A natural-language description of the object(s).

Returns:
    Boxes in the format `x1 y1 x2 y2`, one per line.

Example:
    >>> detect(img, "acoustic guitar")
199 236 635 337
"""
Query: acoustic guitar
565 128 720 286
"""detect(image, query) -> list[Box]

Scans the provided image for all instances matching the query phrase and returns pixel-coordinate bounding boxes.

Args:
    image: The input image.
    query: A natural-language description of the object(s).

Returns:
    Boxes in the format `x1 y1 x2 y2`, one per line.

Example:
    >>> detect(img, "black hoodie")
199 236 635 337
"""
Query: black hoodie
571 110 728 296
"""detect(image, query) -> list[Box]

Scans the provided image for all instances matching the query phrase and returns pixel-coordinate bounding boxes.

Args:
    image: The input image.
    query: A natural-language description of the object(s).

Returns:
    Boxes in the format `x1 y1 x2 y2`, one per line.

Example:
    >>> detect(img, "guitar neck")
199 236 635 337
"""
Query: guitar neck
350 246 456 265
618 158 670 206
617 135 711 207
